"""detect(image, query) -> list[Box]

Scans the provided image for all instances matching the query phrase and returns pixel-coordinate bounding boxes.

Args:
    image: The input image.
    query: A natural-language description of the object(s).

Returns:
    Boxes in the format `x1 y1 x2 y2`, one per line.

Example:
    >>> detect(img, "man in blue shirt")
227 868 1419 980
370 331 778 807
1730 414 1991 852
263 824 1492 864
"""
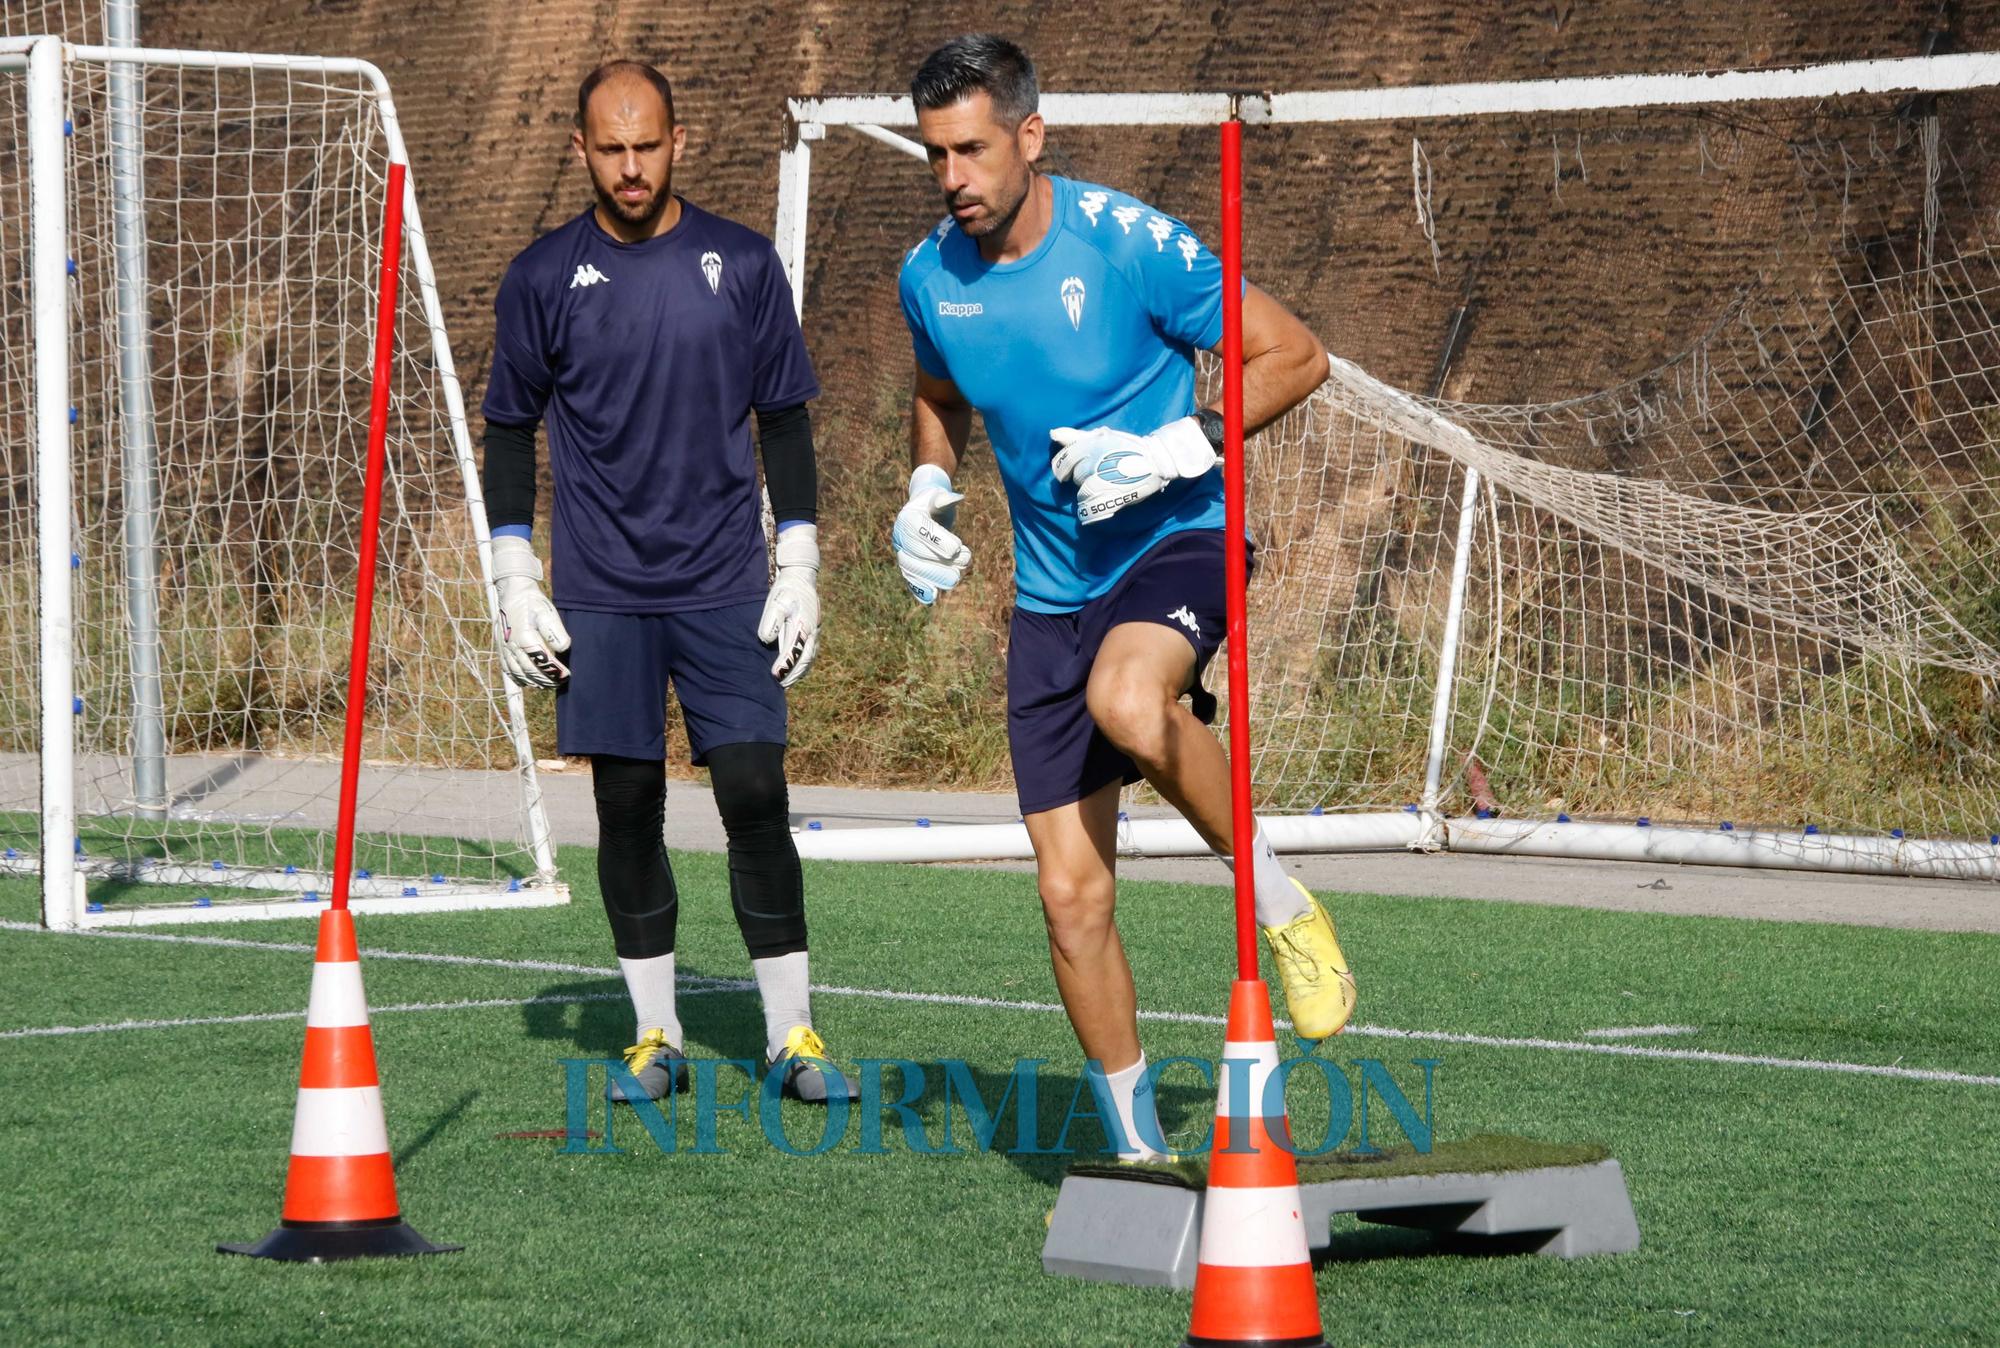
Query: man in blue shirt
894 36 1355 1159
482 60 852 1105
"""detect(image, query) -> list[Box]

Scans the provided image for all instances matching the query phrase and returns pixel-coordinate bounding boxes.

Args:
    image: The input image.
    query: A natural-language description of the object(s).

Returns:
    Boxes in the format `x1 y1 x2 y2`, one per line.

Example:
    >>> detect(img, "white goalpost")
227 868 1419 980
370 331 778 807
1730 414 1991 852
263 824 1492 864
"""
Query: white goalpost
3 32 566 927
777 54 2000 881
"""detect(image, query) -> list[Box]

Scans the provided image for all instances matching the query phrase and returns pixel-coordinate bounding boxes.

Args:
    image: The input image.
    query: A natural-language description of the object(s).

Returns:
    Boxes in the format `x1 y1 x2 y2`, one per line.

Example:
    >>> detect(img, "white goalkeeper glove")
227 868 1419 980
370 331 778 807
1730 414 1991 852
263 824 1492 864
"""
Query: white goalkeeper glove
758 524 821 688
892 464 971 605
1050 414 1219 526
490 534 571 689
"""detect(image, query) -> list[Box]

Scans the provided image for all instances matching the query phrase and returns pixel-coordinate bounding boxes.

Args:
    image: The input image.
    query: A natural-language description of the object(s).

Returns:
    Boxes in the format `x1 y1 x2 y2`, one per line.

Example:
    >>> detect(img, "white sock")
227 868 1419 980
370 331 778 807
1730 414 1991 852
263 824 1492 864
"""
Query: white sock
618 952 682 1048
752 950 812 1060
1219 825 1308 927
1101 1053 1167 1161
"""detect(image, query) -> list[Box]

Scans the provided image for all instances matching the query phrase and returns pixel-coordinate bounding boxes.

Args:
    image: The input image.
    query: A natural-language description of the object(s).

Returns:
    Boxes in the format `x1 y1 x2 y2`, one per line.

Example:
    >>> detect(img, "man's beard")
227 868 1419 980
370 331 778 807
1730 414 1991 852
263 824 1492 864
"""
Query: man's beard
594 172 671 230
953 174 1029 239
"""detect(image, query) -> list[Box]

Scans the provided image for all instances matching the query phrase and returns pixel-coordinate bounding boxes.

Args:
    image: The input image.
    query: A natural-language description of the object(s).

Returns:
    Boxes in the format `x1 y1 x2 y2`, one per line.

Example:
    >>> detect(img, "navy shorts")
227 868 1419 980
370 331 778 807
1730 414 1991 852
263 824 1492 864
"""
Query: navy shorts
1007 529 1246 817
555 601 786 763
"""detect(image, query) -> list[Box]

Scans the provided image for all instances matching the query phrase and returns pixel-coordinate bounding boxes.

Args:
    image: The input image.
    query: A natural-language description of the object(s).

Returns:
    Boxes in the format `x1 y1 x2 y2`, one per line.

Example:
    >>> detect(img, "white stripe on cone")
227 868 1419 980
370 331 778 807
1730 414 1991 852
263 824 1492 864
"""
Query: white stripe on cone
1215 1040 1280 1118
289 1085 391 1156
305 961 370 1029
1195 1183 1314 1267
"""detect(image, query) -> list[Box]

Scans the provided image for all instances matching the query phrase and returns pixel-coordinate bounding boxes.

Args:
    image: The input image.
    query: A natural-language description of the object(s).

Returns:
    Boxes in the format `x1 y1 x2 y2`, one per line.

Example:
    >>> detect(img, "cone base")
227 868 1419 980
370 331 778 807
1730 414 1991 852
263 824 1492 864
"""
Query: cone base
218 1217 460 1262
1184 1335 1328 1348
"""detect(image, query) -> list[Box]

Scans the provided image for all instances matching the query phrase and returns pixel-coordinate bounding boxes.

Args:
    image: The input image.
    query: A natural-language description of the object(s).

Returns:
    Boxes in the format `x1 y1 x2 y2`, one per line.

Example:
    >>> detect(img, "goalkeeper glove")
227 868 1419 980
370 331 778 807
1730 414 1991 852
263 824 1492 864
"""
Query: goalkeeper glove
490 534 572 689
1050 413 1220 526
892 464 971 605
757 524 821 688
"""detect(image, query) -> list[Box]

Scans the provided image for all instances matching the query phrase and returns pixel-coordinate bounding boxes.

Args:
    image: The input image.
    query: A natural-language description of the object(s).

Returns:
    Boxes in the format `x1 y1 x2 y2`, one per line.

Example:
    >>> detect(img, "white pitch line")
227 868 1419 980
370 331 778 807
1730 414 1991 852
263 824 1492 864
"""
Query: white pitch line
4 920 1997 1087
0 986 751 1041
1581 1024 1700 1040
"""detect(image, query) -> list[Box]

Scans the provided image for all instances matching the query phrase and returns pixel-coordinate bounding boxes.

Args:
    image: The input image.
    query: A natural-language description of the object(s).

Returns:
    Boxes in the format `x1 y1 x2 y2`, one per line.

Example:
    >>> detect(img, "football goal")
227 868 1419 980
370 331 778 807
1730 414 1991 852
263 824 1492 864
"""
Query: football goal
3 33 564 927
777 54 2000 880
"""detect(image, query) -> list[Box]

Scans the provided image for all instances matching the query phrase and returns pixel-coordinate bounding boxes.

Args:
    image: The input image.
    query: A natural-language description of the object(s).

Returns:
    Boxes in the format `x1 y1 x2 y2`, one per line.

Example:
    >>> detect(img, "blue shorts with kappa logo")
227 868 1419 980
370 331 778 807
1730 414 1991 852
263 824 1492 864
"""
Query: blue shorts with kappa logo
554 601 786 763
1006 528 1248 817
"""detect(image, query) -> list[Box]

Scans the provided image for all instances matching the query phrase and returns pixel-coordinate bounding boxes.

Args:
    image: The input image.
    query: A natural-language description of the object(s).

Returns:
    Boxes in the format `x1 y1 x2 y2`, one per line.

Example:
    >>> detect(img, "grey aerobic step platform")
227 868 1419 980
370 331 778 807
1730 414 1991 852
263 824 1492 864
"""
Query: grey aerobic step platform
1042 1139 1639 1288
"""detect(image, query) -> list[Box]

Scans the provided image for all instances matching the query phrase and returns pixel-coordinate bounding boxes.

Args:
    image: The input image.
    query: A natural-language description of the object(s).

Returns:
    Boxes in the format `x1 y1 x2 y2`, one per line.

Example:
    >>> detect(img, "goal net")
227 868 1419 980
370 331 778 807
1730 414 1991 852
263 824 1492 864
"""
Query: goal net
2 37 563 926
784 58 2000 878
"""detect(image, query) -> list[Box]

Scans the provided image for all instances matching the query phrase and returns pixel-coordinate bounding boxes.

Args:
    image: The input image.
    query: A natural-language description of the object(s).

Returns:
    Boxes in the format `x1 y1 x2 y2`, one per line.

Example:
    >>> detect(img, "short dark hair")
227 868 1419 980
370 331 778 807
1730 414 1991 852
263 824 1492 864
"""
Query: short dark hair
576 60 675 130
911 34 1037 127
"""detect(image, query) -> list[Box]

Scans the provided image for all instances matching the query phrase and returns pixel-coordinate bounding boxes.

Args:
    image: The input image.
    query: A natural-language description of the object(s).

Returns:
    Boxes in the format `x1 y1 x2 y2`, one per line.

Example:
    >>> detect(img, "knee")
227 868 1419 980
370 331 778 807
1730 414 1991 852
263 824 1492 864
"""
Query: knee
1038 868 1115 962
1086 666 1174 764
707 742 789 833
592 755 665 855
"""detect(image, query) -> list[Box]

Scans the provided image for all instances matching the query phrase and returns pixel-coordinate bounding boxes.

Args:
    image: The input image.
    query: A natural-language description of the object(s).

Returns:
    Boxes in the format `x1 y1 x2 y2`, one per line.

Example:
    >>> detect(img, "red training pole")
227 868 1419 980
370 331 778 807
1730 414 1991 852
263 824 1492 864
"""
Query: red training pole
328 161 407 912
1220 120 1255 981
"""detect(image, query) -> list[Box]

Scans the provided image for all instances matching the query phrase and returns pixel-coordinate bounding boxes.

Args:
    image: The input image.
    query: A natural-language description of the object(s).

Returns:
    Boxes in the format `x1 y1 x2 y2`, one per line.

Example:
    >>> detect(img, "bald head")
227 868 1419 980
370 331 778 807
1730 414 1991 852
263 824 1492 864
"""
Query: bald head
577 60 675 129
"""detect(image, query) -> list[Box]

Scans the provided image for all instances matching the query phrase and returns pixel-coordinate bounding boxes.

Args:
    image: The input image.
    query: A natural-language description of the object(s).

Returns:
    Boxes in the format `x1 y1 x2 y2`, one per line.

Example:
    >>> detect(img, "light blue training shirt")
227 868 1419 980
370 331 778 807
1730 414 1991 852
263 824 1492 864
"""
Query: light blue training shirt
897 174 1226 613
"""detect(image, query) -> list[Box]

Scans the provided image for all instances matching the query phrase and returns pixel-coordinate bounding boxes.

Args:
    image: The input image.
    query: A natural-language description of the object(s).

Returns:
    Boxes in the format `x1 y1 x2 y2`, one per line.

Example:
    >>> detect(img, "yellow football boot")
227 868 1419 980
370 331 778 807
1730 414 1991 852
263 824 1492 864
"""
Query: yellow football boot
1261 878 1356 1041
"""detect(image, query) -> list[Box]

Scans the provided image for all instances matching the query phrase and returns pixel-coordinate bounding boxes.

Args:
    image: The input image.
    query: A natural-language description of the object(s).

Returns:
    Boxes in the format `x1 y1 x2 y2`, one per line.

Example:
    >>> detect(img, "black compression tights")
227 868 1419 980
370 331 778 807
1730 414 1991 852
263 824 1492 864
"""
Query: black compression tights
590 744 806 962
592 755 677 960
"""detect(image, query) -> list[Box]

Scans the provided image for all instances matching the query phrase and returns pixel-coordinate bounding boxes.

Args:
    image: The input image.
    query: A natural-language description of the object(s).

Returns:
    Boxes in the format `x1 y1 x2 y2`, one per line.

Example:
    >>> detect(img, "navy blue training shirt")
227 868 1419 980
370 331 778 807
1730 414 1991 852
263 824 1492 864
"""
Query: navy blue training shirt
482 200 820 613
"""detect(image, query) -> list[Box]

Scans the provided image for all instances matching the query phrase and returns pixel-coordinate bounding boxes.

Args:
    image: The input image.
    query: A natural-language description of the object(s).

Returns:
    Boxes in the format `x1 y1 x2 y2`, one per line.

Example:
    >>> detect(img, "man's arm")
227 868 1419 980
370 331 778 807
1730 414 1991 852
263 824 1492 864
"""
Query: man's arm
911 365 973 476
1211 283 1329 436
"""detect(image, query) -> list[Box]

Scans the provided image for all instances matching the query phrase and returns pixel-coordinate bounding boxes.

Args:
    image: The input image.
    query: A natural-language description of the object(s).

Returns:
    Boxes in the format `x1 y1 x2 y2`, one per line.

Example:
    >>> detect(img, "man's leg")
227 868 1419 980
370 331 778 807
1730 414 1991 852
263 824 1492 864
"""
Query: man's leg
591 754 686 1054
1025 780 1164 1160
1085 619 1355 1040
669 601 856 1103
704 740 811 1057
1086 622 1295 914
558 612 687 1101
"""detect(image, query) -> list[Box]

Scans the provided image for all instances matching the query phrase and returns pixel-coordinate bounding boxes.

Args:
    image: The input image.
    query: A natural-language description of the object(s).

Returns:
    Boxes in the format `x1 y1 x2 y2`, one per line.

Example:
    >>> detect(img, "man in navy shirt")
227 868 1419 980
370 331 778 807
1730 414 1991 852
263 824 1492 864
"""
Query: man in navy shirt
892 37 1353 1159
482 59 852 1104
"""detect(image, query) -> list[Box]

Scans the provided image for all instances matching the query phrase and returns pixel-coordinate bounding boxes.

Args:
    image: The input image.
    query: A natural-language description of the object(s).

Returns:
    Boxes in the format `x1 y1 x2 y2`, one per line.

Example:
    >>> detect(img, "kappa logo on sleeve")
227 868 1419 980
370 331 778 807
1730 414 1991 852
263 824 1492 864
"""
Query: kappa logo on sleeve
1078 190 1109 227
1146 216 1173 251
1168 605 1202 637
569 263 611 290
1111 205 1143 234
700 250 723 294
1177 234 1201 271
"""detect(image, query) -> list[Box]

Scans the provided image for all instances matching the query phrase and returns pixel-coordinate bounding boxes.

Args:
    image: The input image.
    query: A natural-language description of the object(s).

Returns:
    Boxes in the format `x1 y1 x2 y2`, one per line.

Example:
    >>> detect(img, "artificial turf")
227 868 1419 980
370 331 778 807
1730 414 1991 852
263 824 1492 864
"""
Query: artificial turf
2 846 1998 1345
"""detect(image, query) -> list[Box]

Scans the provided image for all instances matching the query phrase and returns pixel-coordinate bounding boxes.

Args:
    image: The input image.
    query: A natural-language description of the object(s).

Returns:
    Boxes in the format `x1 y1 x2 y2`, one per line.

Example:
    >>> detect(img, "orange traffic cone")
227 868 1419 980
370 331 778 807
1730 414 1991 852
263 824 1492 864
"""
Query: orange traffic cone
1184 979 1327 1347
219 907 458 1261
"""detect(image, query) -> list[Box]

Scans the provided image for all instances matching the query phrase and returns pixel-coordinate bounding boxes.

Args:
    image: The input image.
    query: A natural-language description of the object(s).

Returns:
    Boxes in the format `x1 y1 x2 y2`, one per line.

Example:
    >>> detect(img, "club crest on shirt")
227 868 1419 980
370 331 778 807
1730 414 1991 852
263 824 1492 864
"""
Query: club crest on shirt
1060 276 1086 330
700 250 723 294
